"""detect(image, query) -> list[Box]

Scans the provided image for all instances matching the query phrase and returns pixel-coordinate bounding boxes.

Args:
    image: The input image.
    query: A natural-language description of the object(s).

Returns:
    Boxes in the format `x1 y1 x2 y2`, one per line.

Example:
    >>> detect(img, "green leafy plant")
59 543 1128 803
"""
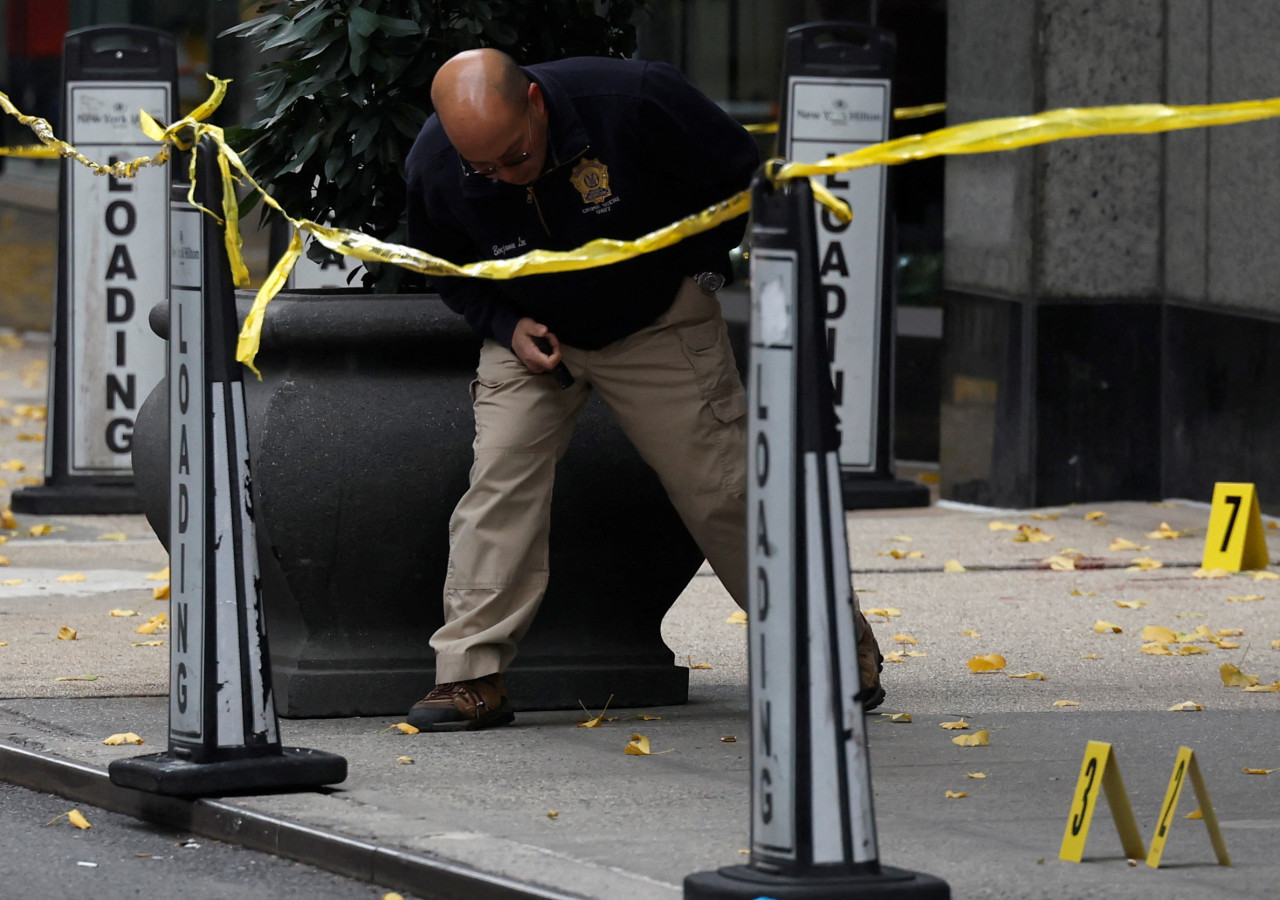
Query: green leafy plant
225 0 648 291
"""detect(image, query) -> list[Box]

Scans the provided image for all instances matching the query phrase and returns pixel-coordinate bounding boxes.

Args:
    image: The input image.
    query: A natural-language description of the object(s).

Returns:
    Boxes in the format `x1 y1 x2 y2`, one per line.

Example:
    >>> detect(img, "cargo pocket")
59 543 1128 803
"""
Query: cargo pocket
677 318 746 424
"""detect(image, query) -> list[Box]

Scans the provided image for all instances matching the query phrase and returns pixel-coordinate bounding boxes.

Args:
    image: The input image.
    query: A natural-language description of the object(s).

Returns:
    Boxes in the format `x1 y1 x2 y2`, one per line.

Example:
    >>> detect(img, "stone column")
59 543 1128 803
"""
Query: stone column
943 0 1280 510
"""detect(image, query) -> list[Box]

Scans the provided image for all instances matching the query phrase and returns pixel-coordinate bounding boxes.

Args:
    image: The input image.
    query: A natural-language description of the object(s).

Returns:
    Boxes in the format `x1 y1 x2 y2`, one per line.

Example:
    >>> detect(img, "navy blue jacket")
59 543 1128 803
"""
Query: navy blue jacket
405 57 759 351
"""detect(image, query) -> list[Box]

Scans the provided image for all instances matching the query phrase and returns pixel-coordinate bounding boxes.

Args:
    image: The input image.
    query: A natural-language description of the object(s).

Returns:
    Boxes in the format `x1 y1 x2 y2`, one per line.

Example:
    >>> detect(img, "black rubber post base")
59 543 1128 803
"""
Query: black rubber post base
108 747 347 797
10 483 144 514
841 475 932 511
684 863 950 899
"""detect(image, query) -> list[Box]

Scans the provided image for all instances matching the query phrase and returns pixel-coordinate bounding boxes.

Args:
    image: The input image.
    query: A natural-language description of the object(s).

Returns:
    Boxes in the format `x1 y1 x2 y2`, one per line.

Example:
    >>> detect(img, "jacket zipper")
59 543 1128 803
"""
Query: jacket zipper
524 143 590 239
526 186 550 236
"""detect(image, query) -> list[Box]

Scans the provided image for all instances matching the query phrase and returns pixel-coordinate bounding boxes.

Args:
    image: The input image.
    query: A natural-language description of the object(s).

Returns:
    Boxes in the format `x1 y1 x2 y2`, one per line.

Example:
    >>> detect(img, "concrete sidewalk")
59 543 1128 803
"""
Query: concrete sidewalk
0 334 1278 898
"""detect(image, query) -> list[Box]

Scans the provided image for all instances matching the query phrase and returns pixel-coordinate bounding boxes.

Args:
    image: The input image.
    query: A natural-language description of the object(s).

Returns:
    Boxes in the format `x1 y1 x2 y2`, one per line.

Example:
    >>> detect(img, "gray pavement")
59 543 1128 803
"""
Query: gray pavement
0 332 1278 898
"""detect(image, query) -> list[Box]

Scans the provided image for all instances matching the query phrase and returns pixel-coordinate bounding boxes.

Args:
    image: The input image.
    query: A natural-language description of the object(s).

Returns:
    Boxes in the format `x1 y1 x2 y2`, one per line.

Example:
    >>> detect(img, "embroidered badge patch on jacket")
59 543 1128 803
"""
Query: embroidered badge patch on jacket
570 157 612 204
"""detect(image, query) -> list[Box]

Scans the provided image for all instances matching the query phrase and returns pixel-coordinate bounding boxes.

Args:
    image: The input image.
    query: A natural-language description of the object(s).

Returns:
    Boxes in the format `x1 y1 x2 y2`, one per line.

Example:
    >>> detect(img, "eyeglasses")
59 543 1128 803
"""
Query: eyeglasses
463 108 533 178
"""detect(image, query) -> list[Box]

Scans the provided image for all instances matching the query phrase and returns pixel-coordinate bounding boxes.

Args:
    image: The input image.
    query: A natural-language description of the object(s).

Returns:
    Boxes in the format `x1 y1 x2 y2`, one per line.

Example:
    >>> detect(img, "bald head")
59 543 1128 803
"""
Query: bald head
431 49 528 124
430 49 546 184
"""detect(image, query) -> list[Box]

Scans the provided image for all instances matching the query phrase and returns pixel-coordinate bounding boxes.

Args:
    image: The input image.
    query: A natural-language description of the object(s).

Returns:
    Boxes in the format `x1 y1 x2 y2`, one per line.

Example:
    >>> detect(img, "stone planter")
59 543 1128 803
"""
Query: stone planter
133 290 704 718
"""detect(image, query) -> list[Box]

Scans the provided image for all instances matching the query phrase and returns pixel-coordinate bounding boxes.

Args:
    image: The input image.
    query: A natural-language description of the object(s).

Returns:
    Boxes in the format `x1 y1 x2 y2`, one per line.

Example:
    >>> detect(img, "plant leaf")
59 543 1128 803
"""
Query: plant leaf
967 654 1006 673
952 730 990 747
624 734 652 755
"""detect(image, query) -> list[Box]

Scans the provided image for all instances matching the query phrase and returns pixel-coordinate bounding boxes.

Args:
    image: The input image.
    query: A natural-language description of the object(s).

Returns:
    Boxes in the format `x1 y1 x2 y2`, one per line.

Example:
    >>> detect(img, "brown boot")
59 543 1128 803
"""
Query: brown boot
407 673 514 732
855 610 885 711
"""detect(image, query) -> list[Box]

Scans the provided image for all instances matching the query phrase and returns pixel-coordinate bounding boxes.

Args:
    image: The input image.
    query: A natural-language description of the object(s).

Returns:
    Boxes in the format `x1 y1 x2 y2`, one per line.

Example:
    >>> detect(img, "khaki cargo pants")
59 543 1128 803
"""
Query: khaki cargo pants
431 278 749 682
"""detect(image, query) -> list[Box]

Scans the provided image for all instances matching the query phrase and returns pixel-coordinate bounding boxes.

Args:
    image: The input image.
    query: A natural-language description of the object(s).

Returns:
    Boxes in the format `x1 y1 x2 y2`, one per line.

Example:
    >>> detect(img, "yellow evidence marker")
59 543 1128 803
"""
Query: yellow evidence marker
1202 482 1269 572
1146 746 1230 868
1059 741 1146 863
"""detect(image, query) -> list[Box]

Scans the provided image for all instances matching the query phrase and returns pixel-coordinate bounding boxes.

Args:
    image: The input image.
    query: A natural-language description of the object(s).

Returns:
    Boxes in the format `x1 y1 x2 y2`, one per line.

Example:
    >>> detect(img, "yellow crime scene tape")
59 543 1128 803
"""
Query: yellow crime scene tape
7 77 1280 375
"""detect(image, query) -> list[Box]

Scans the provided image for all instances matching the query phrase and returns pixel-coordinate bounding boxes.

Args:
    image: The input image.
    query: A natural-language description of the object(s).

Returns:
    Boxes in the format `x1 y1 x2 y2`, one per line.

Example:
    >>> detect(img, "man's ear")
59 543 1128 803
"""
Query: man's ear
527 81 544 113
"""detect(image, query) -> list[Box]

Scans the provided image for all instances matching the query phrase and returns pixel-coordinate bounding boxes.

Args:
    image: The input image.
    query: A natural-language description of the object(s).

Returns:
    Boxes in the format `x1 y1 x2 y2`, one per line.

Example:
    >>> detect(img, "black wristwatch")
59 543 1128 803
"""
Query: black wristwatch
694 271 725 293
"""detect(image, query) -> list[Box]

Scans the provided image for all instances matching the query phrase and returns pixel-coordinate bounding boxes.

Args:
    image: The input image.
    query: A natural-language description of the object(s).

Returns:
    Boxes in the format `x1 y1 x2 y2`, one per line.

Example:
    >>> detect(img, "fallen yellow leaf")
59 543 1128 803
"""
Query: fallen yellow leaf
1110 537 1147 552
1193 567 1231 579
396 756 414 765
1253 571 1279 581
631 713 662 721
547 810 559 819
1 579 21 586
1045 555 1076 571
725 610 748 625
381 722 420 735
1147 522 1189 540
146 567 170 581
56 626 77 641
55 572 86 582
578 694 614 728
966 772 987 779
1031 513 1060 520
883 713 912 723
905 650 928 658
1175 646 1210 655
967 654 1006 673
1141 642 1173 655
1114 600 1149 609
1219 628 1245 636
0 508 14 529
952 730 990 747
153 584 170 600
102 733 144 745
889 535 914 543
1221 663 1260 688
944 790 968 799
109 609 138 618
1127 557 1163 571
1085 511 1107 521
883 650 907 663
1081 653 1100 660
1226 594 1265 603
940 719 970 730
54 675 99 682
863 607 901 620
1272 640 1280 650
960 629 982 637
28 524 51 536
880 549 925 559
1094 621 1123 634
97 533 127 542
131 641 164 647
1070 590 1098 597
1053 700 1081 707
1243 682 1280 693
0 460 25 471
1186 808 1204 819
1142 625 1178 642
1009 672 1047 680
943 559 967 573
893 634 919 645
1013 525 1053 543
624 733 652 755
687 655 712 670
1243 767 1277 775
988 521 1018 531
1168 701 1204 711
47 810 92 829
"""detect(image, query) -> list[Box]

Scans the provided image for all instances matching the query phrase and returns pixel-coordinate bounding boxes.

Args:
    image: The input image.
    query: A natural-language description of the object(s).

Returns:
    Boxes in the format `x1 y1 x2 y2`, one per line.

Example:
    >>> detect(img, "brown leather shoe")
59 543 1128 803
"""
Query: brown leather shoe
855 610 886 711
406 674 514 732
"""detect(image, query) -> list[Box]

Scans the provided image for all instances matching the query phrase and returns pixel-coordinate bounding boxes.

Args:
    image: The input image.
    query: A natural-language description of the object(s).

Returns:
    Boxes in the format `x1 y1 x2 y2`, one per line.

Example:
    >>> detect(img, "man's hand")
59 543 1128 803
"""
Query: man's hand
512 317 562 374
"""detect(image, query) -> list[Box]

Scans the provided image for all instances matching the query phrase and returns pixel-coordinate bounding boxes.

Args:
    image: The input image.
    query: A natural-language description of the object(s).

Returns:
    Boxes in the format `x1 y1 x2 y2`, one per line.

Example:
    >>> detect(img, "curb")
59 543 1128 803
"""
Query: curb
0 740 579 900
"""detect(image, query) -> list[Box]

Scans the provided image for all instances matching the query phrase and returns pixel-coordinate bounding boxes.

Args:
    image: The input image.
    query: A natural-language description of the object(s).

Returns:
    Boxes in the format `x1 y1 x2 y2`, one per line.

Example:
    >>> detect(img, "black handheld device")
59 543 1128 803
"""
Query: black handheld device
532 336 575 389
